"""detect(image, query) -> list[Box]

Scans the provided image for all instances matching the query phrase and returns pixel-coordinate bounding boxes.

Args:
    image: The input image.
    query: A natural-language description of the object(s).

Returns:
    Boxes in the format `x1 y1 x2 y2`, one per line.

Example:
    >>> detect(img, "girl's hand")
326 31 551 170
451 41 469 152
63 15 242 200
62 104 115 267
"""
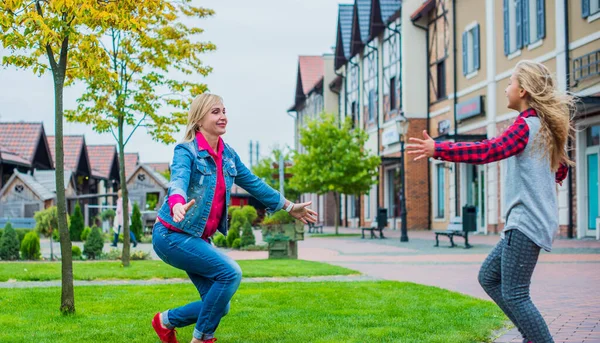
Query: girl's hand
289 201 318 224
406 130 436 161
173 199 195 223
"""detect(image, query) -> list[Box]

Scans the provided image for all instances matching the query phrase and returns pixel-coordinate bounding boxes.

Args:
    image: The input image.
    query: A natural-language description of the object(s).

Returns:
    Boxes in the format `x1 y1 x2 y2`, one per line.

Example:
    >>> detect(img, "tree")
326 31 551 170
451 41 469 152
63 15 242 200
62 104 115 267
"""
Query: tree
252 147 301 201
69 203 84 242
160 169 171 181
20 231 41 260
290 113 381 234
65 1 215 267
0 0 130 313
130 202 143 242
83 227 103 260
0 223 20 260
34 206 59 260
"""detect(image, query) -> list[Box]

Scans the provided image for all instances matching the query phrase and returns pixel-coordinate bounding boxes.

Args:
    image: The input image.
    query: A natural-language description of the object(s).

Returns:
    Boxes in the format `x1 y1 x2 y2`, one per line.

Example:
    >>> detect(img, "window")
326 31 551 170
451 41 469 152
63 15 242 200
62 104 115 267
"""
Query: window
587 125 600 147
363 41 378 124
389 77 397 110
582 0 600 18
462 24 480 76
368 90 376 122
436 61 446 99
504 0 545 55
351 101 357 129
436 164 445 218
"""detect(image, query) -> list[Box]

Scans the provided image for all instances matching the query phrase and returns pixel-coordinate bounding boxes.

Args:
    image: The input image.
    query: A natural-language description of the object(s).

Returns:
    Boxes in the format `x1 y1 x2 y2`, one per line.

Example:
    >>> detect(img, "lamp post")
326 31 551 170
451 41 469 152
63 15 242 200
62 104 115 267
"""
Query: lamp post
395 116 409 242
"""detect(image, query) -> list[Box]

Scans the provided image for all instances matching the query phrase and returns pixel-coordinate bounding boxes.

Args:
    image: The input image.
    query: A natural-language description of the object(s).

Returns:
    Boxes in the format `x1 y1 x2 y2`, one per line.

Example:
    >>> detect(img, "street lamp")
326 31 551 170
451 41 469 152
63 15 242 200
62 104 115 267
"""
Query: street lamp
395 116 409 242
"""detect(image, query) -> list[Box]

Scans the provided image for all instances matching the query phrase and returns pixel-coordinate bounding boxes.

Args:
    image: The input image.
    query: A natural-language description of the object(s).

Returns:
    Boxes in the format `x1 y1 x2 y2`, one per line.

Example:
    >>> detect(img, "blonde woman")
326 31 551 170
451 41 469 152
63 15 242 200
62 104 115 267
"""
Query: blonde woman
151 93 317 343
407 60 573 343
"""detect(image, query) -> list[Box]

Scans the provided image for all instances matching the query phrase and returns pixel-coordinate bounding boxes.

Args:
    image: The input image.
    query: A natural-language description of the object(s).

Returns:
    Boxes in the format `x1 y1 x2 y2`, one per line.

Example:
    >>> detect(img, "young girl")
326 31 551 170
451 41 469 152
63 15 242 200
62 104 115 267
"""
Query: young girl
151 93 317 343
406 60 573 343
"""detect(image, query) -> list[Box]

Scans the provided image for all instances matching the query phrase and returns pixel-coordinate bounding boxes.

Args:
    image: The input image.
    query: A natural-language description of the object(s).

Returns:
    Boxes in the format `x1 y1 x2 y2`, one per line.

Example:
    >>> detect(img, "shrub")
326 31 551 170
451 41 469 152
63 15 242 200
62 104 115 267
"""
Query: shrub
69 203 85 242
20 231 41 260
72 245 82 258
83 227 104 259
240 221 255 247
241 206 258 225
131 202 143 241
81 227 92 241
241 244 268 251
262 210 295 225
231 238 241 249
0 223 20 260
226 227 240 248
213 233 227 248
131 250 151 260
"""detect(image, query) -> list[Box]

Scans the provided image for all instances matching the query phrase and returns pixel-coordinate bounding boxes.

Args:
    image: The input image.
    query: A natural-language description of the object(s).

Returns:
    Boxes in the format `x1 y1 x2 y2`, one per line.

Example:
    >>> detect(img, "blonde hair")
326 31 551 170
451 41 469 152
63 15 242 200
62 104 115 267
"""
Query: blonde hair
182 93 224 142
514 60 575 171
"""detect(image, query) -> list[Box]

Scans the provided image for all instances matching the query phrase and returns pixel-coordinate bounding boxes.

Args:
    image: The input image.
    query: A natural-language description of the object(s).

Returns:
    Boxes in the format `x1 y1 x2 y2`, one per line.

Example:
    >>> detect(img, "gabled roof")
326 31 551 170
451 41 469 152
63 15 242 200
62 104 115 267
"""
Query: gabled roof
410 0 435 22
124 152 139 179
334 4 354 70
87 144 119 180
127 164 169 189
0 122 52 169
0 170 55 201
350 0 372 57
369 0 401 39
32 169 75 194
47 135 91 175
289 56 325 111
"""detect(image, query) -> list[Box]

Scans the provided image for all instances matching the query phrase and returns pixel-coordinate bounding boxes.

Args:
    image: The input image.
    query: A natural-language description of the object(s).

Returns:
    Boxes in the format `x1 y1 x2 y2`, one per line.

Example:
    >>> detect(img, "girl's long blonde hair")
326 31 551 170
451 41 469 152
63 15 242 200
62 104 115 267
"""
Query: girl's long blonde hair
182 93 224 142
514 60 575 171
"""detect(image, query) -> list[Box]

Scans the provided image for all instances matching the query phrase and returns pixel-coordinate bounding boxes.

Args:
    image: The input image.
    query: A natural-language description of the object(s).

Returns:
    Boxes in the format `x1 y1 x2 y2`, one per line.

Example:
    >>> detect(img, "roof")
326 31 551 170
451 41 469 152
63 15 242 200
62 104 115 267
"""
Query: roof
0 170 56 201
46 135 88 172
87 145 118 179
0 122 45 167
33 169 74 193
380 0 401 23
124 152 139 179
370 0 401 38
350 0 372 56
298 56 324 96
334 4 354 70
127 164 169 189
410 0 435 21
146 162 170 174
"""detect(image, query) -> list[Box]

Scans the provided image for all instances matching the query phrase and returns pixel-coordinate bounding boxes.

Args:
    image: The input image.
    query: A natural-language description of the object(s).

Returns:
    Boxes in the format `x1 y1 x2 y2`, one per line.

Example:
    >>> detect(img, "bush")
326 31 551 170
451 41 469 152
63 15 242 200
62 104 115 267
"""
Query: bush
72 245 82 258
131 250 151 260
100 209 116 222
241 244 268 251
131 202 143 241
52 228 60 241
83 227 104 260
230 211 246 232
140 235 153 244
20 231 41 260
0 223 20 260
241 206 258 225
228 206 241 220
240 221 255 247
213 233 227 248
100 249 151 261
81 227 92 241
231 238 241 249
69 203 84 242
262 210 295 225
102 248 121 260
226 227 240 248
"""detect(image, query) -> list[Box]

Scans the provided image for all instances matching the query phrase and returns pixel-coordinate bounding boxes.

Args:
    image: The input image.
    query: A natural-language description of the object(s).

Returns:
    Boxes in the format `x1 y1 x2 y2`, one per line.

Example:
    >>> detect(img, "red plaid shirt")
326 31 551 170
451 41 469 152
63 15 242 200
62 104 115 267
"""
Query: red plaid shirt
433 108 569 184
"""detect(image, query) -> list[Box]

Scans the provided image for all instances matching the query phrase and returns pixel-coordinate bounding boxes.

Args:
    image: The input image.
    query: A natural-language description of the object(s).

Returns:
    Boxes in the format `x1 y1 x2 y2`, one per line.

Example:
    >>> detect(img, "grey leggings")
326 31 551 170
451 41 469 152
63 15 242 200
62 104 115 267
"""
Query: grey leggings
478 229 553 343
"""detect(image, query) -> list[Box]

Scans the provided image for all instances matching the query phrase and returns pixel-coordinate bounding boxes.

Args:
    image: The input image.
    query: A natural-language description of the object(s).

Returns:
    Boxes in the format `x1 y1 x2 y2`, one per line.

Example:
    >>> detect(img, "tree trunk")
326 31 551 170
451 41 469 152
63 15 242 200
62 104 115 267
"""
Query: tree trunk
49 232 54 261
118 117 131 267
334 192 339 235
53 71 75 314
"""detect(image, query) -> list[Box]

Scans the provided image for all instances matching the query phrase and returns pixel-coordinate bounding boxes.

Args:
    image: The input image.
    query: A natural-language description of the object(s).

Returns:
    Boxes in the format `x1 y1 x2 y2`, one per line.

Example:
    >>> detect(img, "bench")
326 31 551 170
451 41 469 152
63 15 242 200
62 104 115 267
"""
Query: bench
307 222 324 234
434 216 473 249
361 225 385 239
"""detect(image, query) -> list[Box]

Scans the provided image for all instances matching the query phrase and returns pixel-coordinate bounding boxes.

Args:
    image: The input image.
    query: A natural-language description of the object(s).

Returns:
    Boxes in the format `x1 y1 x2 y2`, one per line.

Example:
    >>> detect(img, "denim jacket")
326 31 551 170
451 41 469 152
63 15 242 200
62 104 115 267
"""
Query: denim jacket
157 139 285 237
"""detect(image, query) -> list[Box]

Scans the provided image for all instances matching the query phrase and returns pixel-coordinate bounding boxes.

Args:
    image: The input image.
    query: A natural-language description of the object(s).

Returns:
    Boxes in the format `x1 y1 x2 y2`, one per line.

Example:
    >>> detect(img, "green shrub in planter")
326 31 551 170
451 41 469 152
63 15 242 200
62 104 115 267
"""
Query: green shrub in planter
20 231 41 260
0 223 20 261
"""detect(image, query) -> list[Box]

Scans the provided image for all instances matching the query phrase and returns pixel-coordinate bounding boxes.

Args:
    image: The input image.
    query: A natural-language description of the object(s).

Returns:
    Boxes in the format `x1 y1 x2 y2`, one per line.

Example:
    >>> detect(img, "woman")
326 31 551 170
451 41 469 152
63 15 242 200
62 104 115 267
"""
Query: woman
112 189 137 248
151 93 317 343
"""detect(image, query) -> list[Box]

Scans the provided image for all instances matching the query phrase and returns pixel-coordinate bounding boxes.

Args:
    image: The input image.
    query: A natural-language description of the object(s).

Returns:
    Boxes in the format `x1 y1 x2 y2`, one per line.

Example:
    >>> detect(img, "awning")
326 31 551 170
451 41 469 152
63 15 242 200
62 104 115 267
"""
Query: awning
574 95 600 120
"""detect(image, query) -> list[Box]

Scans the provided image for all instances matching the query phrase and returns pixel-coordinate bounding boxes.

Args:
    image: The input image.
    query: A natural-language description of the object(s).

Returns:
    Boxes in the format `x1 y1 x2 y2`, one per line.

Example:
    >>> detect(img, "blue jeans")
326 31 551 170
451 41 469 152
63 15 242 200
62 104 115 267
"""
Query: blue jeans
112 225 137 246
152 221 242 340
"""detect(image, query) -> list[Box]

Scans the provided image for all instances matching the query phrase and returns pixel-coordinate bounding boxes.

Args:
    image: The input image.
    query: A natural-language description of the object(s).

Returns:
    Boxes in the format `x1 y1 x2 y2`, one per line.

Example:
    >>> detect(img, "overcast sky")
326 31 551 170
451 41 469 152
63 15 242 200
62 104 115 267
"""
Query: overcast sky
0 0 351 166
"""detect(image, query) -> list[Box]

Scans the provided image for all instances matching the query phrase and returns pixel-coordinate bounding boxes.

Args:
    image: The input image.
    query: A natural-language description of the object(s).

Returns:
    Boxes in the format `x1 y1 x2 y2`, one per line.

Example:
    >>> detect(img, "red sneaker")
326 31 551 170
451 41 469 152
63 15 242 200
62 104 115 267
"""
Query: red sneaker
202 339 217 343
152 313 179 343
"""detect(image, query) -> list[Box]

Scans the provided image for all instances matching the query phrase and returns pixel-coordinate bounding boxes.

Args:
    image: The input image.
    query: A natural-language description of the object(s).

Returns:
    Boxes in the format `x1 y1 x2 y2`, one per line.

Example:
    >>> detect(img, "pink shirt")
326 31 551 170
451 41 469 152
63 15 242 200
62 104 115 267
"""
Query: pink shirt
158 131 226 240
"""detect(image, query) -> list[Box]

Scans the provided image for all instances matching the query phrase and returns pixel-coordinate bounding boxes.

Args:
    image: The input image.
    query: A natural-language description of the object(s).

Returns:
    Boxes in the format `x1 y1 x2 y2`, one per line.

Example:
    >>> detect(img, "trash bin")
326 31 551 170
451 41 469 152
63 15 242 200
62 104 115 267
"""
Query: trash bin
377 208 388 229
462 205 477 233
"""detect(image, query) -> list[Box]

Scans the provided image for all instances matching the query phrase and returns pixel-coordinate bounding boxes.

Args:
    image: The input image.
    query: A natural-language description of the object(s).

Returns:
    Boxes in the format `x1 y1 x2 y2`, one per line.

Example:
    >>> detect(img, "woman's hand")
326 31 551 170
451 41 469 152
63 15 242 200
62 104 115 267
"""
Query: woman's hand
406 130 436 161
172 199 195 223
288 201 318 224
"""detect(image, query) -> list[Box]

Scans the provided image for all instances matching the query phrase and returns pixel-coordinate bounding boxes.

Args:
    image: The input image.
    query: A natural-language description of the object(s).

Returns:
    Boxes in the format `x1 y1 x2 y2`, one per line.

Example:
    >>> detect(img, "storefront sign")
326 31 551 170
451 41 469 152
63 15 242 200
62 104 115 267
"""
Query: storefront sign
456 96 484 121
382 127 400 146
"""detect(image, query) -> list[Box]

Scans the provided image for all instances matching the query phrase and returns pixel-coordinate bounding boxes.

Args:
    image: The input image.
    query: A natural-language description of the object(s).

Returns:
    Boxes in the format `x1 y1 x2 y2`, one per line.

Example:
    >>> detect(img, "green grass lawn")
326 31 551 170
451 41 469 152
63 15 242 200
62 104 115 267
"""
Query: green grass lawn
0 282 505 343
0 259 358 281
